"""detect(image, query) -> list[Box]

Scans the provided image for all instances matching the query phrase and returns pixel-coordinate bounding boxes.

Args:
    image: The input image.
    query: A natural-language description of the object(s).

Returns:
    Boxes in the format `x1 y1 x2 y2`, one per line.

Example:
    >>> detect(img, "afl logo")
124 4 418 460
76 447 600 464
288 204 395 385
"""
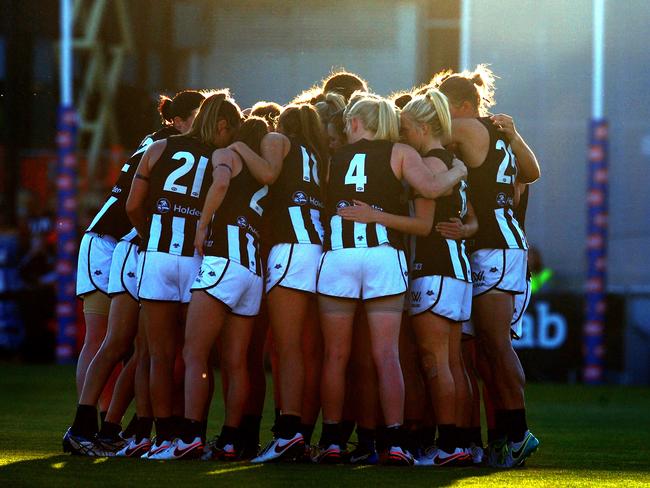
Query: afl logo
336 200 350 209
496 192 508 207
157 198 171 214
237 216 248 228
292 191 308 206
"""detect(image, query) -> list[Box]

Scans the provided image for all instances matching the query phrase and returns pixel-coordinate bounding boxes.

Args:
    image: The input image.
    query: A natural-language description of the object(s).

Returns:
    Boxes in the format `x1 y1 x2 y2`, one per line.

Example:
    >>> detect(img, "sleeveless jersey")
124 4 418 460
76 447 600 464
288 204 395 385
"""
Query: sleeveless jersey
203 161 265 276
144 135 214 257
467 118 527 251
87 126 179 240
514 185 529 232
325 139 406 251
412 149 472 281
266 137 324 245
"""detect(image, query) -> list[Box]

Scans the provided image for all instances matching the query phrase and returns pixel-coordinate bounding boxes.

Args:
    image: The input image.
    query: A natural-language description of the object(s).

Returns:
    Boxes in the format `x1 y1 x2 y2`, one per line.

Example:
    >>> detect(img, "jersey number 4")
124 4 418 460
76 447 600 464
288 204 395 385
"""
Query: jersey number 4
164 151 209 197
495 140 517 185
345 154 367 192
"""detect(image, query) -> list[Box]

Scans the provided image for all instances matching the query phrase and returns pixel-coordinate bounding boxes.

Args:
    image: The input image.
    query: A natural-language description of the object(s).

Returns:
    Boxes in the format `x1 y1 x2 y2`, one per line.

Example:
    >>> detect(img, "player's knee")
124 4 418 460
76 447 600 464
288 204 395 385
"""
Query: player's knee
418 349 438 379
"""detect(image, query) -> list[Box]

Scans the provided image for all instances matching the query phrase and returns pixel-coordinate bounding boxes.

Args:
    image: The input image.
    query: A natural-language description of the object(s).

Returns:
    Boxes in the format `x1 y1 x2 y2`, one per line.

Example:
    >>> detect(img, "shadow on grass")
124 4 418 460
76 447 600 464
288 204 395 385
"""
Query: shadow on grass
0 454 497 487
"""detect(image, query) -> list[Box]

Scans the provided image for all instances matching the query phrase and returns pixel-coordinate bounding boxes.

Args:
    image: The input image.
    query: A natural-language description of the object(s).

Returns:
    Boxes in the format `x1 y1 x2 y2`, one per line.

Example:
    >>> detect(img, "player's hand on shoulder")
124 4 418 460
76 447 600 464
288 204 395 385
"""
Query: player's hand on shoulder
490 113 520 142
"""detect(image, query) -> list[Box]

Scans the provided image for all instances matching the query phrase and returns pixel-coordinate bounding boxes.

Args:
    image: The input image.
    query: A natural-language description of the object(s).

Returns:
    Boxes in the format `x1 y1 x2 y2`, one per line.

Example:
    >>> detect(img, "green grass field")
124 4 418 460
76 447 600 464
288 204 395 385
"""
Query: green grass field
1 364 649 487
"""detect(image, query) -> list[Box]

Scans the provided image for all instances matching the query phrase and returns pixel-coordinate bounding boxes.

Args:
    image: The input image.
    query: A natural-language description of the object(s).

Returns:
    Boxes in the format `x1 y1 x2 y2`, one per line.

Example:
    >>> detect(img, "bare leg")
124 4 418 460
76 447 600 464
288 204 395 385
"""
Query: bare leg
473 292 525 409
143 300 181 419
268 287 310 416
76 310 108 399
79 294 139 406
183 292 228 422
301 297 323 426
412 313 454 426
366 299 405 427
220 315 254 428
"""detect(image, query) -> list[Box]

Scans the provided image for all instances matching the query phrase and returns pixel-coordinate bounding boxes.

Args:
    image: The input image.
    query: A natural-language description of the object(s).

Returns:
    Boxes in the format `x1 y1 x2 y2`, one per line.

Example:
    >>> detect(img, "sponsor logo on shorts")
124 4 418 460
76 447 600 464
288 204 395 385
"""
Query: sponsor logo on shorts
112 185 122 194
293 191 308 206
490 267 499 273
237 216 248 227
156 198 171 214
411 291 421 303
472 270 486 285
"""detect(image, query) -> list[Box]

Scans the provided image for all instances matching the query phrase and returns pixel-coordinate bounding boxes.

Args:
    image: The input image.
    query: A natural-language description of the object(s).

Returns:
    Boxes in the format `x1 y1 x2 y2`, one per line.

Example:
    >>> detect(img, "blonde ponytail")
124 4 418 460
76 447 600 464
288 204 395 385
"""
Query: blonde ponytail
344 95 400 143
402 88 451 141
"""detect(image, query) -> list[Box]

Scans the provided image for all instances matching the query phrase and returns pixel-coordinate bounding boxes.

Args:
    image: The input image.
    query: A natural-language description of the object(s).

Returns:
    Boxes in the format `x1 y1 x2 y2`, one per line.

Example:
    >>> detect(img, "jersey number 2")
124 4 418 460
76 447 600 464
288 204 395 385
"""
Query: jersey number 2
345 154 367 192
164 151 209 197
495 140 517 185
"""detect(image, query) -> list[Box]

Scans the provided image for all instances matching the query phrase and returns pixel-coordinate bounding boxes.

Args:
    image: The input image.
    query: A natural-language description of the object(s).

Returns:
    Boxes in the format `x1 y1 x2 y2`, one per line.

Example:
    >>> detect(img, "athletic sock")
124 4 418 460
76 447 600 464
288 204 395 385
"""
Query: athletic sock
271 408 281 435
356 427 376 450
182 418 204 443
201 420 208 441
506 408 528 443
418 425 437 450
99 421 122 440
340 420 356 447
71 404 99 437
319 422 341 448
494 410 509 442
436 424 456 453
154 417 174 442
122 413 139 438
376 426 388 452
457 427 471 449
170 415 184 439
299 423 315 446
469 426 483 446
276 414 301 439
385 424 404 449
135 417 153 442
99 411 107 425
217 425 239 447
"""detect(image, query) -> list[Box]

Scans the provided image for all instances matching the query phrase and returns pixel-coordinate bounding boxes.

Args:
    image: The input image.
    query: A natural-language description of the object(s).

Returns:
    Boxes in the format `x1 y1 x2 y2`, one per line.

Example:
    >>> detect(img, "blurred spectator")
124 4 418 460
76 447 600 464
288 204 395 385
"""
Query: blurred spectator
529 245 553 294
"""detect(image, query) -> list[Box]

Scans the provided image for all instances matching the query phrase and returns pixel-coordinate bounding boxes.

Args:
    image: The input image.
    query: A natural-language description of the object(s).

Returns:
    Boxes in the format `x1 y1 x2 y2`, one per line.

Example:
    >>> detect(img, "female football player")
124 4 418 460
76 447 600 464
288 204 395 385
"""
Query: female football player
126 92 242 458
153 116 270 460
435 65 540 468
315 94 467 465
64 90 205 456
230 104 329 463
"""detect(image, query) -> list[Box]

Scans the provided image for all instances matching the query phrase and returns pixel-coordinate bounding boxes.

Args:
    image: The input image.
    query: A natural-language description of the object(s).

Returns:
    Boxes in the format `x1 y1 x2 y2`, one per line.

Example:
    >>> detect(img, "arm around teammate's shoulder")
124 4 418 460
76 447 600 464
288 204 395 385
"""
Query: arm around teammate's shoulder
229 132 288 185
394 143 466 200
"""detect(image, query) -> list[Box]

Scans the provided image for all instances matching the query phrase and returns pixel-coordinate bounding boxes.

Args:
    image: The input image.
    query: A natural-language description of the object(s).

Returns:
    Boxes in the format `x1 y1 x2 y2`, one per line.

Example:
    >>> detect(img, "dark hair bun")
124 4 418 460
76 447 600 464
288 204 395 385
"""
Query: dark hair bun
471 73 484 86
158 96 174 122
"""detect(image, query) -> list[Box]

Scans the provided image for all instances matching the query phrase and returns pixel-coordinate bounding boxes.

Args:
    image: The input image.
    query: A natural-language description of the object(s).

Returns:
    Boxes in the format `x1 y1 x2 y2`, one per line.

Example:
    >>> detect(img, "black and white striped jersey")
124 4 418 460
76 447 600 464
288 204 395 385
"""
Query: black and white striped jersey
412 148 471 282
87 126 179 240
144 135 214 257
266 137 324 245
203 163 265 276
468 118 528 251
325 139 407 251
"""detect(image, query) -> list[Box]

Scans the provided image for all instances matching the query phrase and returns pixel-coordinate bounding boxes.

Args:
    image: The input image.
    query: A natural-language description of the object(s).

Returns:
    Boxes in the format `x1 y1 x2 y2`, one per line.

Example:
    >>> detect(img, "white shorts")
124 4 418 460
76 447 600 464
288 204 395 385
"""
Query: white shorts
510 277 532 339
192 257 263 316
137 251 201 303
266 243 322 294
409 275 473 322
76 232 117 297
317 245 408 300
108 240 139 300
470 249 528 297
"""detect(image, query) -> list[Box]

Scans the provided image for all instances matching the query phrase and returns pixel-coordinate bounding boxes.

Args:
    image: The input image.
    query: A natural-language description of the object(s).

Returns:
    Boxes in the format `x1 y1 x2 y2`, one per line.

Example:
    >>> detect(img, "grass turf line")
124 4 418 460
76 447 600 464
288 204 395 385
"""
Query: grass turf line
0 364 649 487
